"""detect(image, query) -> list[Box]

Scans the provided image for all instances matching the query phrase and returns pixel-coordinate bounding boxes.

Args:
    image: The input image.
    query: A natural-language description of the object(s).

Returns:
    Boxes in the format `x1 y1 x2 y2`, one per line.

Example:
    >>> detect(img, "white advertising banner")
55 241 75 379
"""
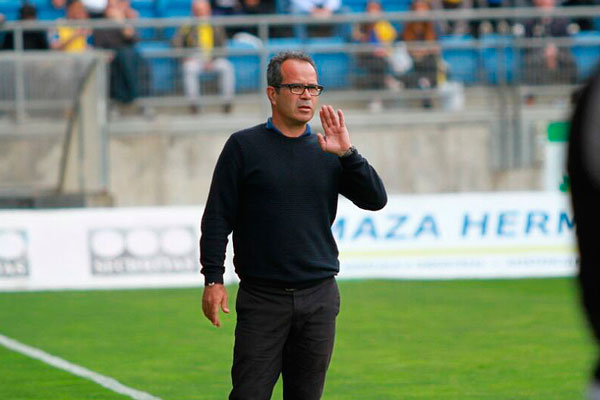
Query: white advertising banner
336 192 576 280
0 192 577 291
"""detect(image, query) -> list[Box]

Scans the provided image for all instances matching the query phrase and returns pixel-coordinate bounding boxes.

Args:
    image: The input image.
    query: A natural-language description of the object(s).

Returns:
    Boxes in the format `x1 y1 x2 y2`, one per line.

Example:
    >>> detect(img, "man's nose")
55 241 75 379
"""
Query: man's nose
300 88 312 99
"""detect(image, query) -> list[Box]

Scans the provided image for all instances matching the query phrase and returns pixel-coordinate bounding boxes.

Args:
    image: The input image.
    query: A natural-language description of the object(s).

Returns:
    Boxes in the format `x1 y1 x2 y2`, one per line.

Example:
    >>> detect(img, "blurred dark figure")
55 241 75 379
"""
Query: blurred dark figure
399 0 442 107
469 0 512 38
568 69 600 400
1 3 49 51
437 0 471 35
352 0 398 90
93 0 142 103
240 0 274 14
210 0 239 15
562 0 595 32
523 43 577 85
233 0 278 36
524 0 570 38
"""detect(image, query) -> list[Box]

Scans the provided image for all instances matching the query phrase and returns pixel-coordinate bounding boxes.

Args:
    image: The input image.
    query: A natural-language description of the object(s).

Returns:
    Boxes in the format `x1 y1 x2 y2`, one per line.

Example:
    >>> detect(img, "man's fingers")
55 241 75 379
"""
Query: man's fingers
221 293 230 314
328 105 339 127
317 133 327 152
321 105 333 129
211 302 220 326
319 108 328 129
338 109 345 127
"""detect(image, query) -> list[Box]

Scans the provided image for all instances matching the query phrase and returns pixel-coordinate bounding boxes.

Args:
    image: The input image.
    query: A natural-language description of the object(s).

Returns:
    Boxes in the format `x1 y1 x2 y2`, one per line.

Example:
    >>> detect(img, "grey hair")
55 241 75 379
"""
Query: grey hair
266 51 318 88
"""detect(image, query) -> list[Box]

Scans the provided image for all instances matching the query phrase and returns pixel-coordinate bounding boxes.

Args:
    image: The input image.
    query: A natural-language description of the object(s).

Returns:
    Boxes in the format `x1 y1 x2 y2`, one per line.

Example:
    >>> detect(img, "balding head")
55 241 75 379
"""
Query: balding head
192 0 211 17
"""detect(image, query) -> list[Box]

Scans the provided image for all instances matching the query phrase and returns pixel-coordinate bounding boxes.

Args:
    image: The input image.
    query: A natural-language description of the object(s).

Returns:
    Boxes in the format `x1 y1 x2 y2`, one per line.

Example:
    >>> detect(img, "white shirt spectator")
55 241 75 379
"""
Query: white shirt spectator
82 0 108 13
291 0 341 13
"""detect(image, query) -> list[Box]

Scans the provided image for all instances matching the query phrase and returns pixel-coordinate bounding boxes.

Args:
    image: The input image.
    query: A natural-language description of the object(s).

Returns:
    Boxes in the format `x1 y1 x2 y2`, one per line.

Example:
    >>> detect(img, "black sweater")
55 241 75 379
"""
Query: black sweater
200 123 387 285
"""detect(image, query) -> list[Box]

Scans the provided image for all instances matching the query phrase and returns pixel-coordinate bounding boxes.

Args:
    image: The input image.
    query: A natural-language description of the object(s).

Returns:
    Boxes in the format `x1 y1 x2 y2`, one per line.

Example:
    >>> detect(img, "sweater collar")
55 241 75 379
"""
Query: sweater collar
266 118 312 138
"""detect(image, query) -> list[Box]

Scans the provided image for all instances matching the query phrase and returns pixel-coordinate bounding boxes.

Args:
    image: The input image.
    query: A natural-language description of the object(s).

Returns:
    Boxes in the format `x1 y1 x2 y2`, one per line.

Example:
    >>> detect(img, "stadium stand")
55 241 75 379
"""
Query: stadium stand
1 0 600 113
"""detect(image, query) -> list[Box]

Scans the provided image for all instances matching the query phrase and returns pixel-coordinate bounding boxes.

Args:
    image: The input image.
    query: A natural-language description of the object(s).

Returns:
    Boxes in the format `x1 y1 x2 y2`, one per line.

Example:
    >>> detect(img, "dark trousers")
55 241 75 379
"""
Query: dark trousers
230 277 340 400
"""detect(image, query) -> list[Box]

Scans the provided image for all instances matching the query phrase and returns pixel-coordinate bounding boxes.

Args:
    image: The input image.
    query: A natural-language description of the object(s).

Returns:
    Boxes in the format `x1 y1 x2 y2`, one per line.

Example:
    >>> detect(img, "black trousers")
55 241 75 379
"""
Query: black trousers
229 277 340 400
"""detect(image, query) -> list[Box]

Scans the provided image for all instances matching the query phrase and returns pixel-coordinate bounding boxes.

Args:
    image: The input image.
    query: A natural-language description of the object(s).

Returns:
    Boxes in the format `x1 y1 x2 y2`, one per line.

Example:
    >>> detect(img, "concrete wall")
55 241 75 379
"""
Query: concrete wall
0 115 547 207
106 122 542 206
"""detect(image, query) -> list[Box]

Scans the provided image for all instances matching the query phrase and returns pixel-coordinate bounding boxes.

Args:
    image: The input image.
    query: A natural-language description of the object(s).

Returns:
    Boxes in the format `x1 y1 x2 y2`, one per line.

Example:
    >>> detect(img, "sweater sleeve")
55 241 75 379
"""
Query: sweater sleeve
338 150 388 211
200 135 244 285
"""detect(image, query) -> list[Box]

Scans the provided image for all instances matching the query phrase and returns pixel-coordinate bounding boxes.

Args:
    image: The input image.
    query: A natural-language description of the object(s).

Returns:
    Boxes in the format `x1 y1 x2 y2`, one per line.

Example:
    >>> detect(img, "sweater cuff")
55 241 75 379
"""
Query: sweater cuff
338 149 362 167
202 271 225 286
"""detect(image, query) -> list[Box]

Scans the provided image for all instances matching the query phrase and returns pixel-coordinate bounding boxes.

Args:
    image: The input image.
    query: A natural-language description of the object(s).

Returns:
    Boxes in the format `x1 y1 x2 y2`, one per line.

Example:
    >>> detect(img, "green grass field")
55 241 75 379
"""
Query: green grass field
0 278 596 399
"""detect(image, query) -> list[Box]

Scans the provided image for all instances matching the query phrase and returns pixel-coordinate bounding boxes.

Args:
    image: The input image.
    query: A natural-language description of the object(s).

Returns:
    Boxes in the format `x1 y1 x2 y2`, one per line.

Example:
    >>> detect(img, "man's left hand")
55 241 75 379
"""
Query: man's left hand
317 105 352 157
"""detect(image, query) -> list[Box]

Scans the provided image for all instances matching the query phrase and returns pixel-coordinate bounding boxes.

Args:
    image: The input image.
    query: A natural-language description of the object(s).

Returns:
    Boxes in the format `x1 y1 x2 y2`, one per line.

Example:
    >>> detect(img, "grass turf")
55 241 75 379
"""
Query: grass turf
0 278 596 399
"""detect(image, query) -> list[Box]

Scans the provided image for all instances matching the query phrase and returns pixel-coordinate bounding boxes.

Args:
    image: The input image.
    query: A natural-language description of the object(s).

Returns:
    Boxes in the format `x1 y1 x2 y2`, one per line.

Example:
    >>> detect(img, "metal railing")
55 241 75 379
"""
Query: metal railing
0 7 598 119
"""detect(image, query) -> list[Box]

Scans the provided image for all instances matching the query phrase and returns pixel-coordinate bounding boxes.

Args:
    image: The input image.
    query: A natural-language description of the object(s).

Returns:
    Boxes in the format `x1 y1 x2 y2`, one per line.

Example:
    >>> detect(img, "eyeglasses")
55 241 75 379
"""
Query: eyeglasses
274 83 324 96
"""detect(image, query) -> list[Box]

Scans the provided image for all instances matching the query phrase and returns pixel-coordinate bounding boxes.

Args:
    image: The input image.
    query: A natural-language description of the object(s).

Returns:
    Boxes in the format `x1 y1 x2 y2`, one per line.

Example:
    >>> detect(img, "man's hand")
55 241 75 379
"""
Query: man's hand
202 284 229 327
317 105 352 157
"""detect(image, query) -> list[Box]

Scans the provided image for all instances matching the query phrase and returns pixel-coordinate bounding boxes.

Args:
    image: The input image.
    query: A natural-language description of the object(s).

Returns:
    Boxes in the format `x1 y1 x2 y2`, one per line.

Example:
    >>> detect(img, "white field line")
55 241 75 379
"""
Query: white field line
0 333 163 400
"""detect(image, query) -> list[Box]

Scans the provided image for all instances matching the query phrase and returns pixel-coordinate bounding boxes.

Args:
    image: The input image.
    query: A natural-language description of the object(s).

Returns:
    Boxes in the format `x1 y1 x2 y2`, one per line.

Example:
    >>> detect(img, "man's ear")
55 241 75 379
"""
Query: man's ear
266 86 277 106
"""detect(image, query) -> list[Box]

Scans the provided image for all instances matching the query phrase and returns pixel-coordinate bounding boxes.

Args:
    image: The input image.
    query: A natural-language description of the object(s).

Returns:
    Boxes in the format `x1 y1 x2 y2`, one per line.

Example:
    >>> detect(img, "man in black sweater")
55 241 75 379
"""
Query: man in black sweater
200 51 387 400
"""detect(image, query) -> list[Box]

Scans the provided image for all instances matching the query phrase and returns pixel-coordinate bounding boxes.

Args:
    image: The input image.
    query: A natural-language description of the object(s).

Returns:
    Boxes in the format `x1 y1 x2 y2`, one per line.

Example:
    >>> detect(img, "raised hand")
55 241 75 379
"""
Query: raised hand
317 105 352 157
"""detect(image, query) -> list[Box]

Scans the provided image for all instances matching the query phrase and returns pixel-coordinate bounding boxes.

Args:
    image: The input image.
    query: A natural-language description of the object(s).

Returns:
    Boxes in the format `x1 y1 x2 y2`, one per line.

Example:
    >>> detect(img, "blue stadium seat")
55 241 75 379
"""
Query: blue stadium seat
0 0 19 21
156 0 192 17
18 0 49 8
227 39 261 92
37 7 66 20
440 34 479 85
131 0 157 17
275 0 290 13
136 41 178 95
306 37 349 89
160 7 192 18
343 0 410 12
344 0 368 13
480 34 515 85
381 0 411 12
571 31 600 81
267 37 303 53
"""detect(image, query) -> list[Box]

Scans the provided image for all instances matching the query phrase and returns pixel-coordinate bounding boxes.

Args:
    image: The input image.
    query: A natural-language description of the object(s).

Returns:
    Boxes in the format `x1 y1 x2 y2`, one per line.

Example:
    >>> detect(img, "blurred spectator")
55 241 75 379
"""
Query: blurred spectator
82 0 108 18
434 0 471 35
290 0 343 40
524 0 570 38
563 0 595 32
469 0 511 38
52 0 67 9
240 0 275 14
210 0 239 15
172 0 235 113
93 0 142 104
231 0 277 37
523 43 577 86
399 0 444 107
113 0 139 19
522 42 577 105
50 0 91 52
352 0 398 91
1 3 49 51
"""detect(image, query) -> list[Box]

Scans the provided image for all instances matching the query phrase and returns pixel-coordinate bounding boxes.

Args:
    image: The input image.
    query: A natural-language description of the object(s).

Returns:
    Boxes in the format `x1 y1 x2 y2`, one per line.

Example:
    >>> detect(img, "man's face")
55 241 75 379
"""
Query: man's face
67 2 88 19
192 0 211 17
270 59 319 126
